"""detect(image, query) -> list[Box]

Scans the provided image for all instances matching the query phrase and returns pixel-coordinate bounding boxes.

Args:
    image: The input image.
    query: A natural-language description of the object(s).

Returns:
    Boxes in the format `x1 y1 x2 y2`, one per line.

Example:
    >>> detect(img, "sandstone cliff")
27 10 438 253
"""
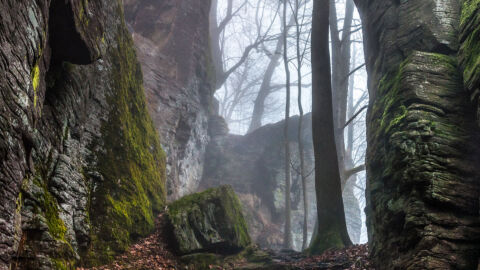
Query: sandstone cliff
356 0 480 268
0 0 166 268
123 0 215 201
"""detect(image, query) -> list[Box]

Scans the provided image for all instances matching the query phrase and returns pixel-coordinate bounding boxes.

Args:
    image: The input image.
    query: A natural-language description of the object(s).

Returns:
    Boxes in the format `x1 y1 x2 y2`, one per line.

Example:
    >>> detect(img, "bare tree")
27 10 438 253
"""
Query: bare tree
329 0 359 188
282 0 293 250
291 0 311 250
210 0 278 90
247 15 294 133
247 32 285 132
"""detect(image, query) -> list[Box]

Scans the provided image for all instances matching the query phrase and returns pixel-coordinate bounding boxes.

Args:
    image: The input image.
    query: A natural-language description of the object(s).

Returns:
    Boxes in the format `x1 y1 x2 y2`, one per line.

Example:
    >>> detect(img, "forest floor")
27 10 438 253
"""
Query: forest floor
78 214 372 270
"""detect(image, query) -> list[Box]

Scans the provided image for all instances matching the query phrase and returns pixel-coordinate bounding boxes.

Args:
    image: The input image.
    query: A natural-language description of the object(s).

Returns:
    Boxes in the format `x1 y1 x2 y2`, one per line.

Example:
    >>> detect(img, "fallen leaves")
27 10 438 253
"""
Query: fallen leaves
77 213 372 270
77 213 178 270
286 244 373 269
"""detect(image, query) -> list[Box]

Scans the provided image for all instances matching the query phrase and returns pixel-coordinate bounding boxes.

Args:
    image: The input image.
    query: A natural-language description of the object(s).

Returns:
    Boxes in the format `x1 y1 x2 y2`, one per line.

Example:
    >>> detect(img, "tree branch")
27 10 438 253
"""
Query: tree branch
343 105 367 129
344 164 366 179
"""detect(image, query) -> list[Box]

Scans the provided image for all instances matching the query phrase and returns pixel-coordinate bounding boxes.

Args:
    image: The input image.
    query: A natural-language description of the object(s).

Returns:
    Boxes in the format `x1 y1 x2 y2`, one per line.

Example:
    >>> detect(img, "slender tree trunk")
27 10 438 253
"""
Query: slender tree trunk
248 38 283 133
329 0 355 187
309 0 351 254
343 47 363 244
346 51 355 156
282 0 293 250
293 0 308 251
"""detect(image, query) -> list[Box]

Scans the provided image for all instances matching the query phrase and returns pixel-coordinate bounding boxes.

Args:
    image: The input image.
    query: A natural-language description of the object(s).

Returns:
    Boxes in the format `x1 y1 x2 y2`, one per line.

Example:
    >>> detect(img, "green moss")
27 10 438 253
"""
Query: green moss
375 59 407 137
16 191 23 215
373 53 457 139
31 175 68 241
385 105 408 134
168 186 251 254
27 169 76 269
31 63 40 107
460 21 480 88
78 0 90 27
82 14 166 266
461 0 480 26
51 258 75 270
43 186 68 240
307 225 344 255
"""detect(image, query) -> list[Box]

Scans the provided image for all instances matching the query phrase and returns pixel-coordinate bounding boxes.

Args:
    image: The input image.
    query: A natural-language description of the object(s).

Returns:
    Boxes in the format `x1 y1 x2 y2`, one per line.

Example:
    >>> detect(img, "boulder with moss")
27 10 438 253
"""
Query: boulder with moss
167 185 251 255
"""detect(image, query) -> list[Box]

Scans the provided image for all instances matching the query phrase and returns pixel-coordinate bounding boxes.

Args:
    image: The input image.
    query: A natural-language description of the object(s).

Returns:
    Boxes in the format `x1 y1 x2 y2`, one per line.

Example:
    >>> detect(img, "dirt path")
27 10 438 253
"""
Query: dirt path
78 214 372 270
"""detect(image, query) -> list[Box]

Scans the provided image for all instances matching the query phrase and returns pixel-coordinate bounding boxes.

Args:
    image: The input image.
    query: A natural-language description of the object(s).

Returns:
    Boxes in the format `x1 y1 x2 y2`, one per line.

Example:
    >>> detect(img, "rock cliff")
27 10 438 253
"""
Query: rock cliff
123 0 215 201
0 0 166 268
356 0 480 268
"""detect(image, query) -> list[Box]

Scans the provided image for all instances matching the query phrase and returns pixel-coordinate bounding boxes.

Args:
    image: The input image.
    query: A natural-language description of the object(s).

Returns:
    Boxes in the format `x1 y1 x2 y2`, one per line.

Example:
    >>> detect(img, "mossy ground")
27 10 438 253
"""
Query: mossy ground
307 226 345 255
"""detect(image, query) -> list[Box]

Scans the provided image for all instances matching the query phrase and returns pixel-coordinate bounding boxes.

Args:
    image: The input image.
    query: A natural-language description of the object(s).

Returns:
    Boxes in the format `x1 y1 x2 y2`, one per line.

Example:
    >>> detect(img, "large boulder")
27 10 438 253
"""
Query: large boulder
167 185 251 255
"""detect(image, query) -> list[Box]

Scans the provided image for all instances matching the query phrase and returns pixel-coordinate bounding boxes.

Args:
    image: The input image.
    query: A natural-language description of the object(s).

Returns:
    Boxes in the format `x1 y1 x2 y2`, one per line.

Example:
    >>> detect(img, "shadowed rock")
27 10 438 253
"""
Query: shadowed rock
167 185 251 255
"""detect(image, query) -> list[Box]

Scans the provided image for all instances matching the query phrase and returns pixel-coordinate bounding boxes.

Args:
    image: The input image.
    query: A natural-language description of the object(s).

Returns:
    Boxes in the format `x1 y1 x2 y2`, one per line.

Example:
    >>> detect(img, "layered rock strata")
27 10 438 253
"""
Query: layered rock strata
0 0 166 268
356 0 480 268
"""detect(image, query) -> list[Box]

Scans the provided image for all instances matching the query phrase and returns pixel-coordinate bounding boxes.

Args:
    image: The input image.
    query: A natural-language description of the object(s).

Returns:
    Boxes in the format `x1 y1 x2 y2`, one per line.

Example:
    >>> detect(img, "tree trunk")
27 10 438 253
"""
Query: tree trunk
309 0 351 254
342 47 362 244
329 0 355 187
248 38 283 133
282 0 293 250
293 0 308 251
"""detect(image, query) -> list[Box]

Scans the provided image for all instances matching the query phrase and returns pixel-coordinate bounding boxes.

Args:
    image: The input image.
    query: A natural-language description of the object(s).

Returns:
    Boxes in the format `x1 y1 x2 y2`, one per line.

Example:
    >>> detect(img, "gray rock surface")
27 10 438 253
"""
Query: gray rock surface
167 185 251 255
0 0 166 268
123 0 215 201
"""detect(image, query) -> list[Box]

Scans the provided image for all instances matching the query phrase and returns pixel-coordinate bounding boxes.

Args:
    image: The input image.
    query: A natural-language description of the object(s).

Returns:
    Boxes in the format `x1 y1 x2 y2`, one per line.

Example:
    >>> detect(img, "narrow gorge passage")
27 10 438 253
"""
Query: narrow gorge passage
1 0 480 270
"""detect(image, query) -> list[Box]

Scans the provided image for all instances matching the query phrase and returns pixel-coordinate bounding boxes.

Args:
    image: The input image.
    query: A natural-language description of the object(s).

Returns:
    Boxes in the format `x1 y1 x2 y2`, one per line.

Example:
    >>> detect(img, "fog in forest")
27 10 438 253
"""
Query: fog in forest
213 0 368 246
3 0 479 268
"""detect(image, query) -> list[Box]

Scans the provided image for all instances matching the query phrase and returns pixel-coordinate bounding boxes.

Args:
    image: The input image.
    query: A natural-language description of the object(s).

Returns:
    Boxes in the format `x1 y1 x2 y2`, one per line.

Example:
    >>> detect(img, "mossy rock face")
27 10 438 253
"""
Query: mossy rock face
167 185 251 255
83 16 167 266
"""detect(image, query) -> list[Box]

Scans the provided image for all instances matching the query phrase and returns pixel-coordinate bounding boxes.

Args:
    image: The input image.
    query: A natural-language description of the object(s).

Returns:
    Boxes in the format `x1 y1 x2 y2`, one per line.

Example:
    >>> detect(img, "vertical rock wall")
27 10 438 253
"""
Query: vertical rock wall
0 0 166 269
123 0 215 201
356 0 480 269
